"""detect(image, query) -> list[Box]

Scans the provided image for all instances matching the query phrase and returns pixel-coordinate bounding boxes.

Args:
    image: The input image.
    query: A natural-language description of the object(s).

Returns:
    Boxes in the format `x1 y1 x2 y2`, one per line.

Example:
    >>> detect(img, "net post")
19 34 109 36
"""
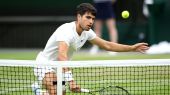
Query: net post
57 64 63 95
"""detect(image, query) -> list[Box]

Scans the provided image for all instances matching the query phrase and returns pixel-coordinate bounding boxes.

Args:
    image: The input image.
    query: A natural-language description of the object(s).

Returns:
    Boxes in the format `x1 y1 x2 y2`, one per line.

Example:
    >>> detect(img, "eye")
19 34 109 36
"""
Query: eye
86 16 91 19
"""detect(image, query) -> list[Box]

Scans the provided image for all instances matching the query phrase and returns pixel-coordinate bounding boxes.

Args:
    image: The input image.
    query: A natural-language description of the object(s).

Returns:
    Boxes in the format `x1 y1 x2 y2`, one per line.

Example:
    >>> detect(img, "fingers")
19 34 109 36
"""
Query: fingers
137 45 149 53
70 85 81 92
134 42 149 53
137 42 149 47
141 42 148 46
69 80 81 92
140 45 149 50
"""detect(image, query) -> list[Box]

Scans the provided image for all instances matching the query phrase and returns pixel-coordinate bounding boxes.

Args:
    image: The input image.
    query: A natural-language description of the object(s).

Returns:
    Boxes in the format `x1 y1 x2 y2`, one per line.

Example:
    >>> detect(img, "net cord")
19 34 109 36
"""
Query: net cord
0 59 170 67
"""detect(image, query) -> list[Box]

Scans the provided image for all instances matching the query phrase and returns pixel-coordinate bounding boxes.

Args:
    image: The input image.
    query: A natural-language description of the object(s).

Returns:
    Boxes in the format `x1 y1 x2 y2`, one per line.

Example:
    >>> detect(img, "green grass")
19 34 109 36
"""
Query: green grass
0 52 38 60
0 50 170 60
0 50 170 95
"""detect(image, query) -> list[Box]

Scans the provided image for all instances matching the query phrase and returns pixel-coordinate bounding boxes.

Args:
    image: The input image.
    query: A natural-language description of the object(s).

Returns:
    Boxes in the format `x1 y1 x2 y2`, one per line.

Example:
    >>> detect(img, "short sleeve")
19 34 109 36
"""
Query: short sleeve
87 29 97 40
53 24 72 46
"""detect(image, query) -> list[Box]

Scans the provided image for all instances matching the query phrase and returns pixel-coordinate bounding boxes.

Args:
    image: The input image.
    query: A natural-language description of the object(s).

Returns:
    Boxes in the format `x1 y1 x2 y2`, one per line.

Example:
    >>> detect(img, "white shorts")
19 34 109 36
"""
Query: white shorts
34 52 74 82
34 52 56 81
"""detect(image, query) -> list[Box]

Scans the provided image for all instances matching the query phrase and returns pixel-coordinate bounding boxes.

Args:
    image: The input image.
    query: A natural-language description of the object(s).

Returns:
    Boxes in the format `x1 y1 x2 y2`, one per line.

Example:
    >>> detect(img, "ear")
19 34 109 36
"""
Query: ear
77 14 81 19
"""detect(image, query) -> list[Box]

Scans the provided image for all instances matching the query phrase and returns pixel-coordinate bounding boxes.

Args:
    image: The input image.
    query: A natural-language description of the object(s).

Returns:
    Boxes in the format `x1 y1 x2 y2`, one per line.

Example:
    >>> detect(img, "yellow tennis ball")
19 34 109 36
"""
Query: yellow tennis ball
121 10 129 19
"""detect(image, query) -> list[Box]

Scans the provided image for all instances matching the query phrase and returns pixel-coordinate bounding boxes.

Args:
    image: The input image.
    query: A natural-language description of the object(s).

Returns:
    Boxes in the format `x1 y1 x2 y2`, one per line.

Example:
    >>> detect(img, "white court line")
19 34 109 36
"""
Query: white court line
0 85 31 95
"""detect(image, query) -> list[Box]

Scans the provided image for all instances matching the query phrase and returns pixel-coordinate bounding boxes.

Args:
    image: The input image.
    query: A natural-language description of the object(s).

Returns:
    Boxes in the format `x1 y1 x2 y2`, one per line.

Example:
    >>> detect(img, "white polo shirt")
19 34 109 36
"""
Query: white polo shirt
41 21 96 61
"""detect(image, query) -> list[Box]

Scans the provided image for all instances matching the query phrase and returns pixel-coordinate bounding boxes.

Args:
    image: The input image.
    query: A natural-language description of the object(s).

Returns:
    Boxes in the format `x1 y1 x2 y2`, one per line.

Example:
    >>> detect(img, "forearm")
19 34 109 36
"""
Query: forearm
57 53 71 72
57 53 68 61
103 42 134 52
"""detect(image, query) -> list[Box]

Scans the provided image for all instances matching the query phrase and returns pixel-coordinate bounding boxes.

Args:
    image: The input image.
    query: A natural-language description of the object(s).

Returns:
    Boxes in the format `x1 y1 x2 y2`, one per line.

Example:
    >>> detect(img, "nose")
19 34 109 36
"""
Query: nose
89 18 94 24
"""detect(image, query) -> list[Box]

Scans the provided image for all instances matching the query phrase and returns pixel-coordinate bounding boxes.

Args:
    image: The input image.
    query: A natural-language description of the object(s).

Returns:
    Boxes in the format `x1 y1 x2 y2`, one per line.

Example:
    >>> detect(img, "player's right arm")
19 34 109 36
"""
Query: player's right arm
57 41 81 92
57 41 71 72
57 41 69 61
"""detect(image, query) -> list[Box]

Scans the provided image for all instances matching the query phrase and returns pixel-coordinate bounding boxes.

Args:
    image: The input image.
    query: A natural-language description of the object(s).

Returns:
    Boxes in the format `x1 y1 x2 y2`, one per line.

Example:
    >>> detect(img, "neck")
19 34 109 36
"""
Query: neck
75 21 83 36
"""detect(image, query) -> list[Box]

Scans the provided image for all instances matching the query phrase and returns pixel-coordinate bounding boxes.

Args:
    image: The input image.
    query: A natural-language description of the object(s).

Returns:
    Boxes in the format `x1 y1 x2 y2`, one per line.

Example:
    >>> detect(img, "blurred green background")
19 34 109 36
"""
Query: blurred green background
0 0 170 49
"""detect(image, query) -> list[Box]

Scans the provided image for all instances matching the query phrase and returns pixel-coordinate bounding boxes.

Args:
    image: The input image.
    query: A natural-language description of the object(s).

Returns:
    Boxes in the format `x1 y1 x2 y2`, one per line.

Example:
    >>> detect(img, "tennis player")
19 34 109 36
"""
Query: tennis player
32 3 149 95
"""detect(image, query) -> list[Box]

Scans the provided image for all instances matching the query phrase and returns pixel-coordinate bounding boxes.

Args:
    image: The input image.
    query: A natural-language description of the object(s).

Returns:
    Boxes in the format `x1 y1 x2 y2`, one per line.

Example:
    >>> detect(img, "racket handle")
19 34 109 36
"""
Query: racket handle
81 88 90 92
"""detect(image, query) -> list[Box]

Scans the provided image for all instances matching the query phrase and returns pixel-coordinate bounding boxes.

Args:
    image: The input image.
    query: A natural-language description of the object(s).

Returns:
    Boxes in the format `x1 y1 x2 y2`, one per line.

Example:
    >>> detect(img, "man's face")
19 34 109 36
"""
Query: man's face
78 12 95 31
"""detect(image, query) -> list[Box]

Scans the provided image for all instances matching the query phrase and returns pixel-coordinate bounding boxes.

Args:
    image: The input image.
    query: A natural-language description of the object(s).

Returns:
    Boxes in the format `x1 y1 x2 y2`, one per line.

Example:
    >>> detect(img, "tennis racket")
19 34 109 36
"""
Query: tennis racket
81 85 130 95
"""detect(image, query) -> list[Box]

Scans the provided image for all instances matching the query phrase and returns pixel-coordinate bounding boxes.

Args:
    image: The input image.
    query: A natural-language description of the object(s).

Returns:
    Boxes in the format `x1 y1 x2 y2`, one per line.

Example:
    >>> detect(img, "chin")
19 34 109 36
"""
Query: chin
85 29 90 31
84 28 90 31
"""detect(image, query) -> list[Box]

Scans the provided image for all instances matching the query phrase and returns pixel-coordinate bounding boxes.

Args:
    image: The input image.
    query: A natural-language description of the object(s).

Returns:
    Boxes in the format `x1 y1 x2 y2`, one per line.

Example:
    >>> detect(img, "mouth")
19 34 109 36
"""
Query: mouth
83 25 92 31
84 26 91 31
87 25 92 28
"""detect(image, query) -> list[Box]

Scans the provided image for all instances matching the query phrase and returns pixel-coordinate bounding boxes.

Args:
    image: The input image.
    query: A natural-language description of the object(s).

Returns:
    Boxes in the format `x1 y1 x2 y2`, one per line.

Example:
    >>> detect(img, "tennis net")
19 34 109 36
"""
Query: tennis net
0 59 170 95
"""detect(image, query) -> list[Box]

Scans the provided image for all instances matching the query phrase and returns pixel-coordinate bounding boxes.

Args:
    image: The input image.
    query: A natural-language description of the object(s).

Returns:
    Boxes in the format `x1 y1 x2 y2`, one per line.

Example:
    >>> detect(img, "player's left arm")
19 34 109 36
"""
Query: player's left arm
89 37 149 53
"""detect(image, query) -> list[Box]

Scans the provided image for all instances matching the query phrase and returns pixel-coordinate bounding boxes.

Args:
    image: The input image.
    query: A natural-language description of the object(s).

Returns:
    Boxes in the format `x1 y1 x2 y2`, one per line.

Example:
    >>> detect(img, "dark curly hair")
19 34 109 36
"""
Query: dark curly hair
76 3 97 16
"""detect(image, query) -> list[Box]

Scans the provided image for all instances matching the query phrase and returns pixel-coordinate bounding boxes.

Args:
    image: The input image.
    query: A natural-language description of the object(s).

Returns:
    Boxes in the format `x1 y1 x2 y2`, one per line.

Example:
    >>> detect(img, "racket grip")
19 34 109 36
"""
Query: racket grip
81 88 90 92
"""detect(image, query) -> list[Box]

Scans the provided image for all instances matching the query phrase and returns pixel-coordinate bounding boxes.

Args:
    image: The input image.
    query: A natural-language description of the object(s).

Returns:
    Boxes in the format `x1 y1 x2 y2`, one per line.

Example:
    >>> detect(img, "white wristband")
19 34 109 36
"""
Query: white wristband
81 88 90 92
63 71 74 81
